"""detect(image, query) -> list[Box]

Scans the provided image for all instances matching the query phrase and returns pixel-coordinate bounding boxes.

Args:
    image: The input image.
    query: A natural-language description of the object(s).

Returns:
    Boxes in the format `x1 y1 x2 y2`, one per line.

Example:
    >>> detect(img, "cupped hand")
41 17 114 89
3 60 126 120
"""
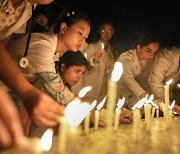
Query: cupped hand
22 88 65 127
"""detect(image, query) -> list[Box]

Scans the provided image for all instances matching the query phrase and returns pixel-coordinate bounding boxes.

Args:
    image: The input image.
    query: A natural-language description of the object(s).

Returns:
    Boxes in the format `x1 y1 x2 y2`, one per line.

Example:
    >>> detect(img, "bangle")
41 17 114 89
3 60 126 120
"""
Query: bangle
89 57 97 67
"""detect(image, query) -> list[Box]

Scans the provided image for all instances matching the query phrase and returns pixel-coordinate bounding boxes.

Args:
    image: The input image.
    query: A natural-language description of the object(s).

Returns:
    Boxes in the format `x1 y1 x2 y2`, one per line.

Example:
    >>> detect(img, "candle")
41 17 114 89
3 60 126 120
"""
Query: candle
84 112 90 134
156 109 159 118
58 97 96 153
132 108 141 141
58 117 68 153
164 79 173 118
144 96 153 131
132 100 144 141
167 100 175 128
84 52 87 59
101 42 104 52
84 100 97 134
113 97 125 131
94 97 106 130
106 62 123 135
113 108 121 131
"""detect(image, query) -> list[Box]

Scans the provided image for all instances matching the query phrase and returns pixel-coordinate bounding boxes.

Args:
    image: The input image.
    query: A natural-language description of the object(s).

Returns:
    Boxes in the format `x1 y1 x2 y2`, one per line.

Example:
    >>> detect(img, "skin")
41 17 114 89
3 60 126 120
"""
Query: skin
94 23 114 63
136 43 160 62
136 42 160 99
90 108 133 127
60 64 86 87
56 20 90 53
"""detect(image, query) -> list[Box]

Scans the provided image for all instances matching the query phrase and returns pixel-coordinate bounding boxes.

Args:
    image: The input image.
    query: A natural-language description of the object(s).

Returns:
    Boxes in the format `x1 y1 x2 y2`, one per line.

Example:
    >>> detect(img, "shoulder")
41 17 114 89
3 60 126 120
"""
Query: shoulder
117 49 136 61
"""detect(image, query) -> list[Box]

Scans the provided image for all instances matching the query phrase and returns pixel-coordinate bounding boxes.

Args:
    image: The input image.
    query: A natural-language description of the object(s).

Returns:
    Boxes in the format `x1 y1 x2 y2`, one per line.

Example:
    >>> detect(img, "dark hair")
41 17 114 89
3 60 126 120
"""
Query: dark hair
53 6 91 34
58 50 88 73
133 34 161 49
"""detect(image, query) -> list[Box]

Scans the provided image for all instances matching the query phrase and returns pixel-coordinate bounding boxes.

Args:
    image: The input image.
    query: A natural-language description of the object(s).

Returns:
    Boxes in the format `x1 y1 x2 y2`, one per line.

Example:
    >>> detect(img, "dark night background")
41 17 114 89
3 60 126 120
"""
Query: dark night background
36 0 180 53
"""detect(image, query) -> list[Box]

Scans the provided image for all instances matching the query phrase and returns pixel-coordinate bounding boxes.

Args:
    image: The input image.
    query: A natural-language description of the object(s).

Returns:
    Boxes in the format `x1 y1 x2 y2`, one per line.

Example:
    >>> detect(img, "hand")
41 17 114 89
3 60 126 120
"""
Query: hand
119 108 133 124
94 51 103 63
22 88 65 127
153 99 164 110
0 88 24 148
173 105 180 115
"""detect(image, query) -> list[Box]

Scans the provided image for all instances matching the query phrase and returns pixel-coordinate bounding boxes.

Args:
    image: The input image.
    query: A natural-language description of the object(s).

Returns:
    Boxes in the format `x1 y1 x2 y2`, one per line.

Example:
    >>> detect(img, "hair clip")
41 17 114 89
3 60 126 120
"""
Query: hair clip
66 11 75 17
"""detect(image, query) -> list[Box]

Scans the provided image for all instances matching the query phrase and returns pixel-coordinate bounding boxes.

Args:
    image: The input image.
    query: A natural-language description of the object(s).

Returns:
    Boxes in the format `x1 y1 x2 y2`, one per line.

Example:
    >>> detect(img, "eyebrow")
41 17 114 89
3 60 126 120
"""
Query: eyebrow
146 47 153 50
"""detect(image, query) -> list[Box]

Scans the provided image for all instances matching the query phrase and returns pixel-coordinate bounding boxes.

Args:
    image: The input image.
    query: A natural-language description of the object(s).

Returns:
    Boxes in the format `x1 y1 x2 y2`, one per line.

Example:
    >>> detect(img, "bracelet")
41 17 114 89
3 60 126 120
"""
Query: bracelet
89 57 97 67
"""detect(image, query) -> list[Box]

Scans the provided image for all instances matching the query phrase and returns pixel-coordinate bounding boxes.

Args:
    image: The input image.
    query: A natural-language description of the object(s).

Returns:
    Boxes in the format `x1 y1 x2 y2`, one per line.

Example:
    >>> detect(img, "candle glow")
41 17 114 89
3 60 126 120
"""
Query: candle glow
40 128 53 152
78 86 92 98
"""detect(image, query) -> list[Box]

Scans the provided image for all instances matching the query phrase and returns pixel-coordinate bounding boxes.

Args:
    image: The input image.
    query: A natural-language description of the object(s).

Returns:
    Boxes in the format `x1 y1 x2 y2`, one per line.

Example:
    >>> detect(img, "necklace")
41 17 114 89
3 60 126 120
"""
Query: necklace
0 0 9 15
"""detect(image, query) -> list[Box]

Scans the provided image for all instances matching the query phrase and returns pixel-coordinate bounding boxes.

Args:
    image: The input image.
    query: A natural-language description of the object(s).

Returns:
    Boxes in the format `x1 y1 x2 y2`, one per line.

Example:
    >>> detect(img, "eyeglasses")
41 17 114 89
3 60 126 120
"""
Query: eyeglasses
100 29 114 35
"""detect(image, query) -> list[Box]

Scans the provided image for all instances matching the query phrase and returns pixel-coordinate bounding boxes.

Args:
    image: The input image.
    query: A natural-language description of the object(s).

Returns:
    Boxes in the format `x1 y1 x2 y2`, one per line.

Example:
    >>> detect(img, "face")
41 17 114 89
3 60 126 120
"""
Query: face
136 43 160 61
59 20 90 52
61 65 87 86
30 0 54 4
100 23 114 42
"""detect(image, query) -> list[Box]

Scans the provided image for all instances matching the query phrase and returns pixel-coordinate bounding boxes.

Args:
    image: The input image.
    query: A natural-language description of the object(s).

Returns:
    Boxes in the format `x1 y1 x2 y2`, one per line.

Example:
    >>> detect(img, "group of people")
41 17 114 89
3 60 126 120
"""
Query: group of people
0 0 179 149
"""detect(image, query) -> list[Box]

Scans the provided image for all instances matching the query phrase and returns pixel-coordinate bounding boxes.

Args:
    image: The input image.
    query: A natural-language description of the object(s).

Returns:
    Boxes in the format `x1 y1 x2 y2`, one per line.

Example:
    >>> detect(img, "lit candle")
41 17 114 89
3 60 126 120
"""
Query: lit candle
132 99 144 141
167 100 175 128
106 62 123 135
58 94 95 153
164 79 173 118
101 42 104 52
84 100 97 134
94 97 106 130
177 84 180 88
144 95 153 131
156 109 159 118
84 52 87 59
113 97 125 131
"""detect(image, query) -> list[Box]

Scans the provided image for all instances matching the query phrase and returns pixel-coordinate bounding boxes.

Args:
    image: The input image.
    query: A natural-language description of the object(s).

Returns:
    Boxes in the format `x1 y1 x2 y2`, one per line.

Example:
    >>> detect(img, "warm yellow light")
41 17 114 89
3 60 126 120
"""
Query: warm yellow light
132 97 147 110
78 86 92 98
40 128 53 152
117 97 125 109
65 99 96 126
166 79 173 85
111 62 123 82
97 97 106 110
169 100 175 110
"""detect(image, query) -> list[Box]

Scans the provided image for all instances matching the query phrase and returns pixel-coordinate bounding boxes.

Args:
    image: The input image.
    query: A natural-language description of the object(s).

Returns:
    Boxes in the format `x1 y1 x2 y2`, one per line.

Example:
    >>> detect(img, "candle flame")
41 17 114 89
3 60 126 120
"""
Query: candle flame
161 102 165 107
132 97 146 110
151 101 158 109
40 128 53 152
169 100 175 110
178 84 180 88
111 62 123 82
166 79 173 85
65 99 95 126
101 43 104 50
89 100 97 111
78 86 92 98
147 94 154 103
84 52 87 59
117 97 125 109
97 97 106 110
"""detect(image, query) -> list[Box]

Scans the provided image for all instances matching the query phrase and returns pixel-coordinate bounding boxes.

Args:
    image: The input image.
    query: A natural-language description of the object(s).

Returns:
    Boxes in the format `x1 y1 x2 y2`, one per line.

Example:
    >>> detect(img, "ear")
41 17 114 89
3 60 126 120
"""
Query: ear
60 23 68 34
61 63 66 72
136 44 141 51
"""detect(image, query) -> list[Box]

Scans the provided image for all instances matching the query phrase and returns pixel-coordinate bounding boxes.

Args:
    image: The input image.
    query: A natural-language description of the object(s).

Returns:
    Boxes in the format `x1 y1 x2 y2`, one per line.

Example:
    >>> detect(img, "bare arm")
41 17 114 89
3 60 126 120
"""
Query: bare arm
0 41 64 127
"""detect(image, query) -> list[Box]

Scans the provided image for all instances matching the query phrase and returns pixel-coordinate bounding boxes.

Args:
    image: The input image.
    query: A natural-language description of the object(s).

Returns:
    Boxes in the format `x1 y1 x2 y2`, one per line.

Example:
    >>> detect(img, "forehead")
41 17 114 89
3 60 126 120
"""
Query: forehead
101 23 113 29
68 65 87 70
